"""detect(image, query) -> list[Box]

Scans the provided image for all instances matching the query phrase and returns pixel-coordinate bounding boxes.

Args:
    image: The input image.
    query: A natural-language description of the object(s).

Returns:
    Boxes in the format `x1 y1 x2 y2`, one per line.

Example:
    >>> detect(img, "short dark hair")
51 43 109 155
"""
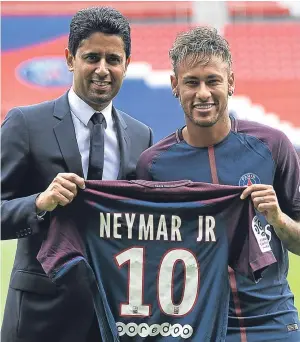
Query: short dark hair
68 6 131 58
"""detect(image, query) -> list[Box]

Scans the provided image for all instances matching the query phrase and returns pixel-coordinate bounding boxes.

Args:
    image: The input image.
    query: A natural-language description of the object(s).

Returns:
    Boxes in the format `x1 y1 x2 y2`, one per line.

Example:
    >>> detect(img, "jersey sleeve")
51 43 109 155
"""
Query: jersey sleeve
136 132 179 181
228 199 277 282
37 203 121 342
273 132 300 221
136 151 154 180
37 207 85 281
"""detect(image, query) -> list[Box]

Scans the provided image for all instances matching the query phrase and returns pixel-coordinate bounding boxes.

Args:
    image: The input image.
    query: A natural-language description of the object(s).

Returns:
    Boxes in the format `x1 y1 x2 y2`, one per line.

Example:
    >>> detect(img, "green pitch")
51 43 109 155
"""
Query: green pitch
1 240 300 323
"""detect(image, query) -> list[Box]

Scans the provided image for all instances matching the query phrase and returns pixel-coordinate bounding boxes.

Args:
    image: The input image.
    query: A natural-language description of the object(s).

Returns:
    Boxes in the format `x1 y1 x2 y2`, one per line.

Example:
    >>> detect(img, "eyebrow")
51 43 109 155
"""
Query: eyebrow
182 74 223 80
183 75 199 80
81 52 98 57
207 74 223 79
82 52 122 58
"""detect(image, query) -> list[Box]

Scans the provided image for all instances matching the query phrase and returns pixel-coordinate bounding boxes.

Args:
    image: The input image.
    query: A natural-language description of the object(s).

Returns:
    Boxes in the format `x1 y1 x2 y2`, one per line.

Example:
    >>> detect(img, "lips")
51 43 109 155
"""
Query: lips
193 103 215 109
91 80 111 86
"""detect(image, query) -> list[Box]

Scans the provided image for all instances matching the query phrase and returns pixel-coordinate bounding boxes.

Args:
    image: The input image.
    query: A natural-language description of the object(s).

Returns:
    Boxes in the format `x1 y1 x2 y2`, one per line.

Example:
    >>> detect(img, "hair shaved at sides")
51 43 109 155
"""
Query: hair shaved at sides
169 26 232 75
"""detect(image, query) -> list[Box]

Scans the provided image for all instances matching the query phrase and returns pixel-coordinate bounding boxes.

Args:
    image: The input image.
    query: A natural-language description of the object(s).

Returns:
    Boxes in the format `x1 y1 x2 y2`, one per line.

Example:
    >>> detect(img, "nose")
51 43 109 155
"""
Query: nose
196 83 211 101
95 59 109 77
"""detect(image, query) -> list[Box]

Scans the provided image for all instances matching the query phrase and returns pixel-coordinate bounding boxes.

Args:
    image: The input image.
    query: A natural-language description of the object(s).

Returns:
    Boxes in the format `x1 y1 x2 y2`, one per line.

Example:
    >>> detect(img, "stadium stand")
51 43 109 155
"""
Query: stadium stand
225 22 300 130
1 1 299 149
131 24 192 68
1 1 193 20
227 1 290 18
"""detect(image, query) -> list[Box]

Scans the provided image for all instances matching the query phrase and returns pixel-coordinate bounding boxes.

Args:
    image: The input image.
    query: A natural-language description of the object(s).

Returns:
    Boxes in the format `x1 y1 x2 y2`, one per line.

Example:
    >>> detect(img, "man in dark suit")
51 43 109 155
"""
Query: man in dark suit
1 7 152 342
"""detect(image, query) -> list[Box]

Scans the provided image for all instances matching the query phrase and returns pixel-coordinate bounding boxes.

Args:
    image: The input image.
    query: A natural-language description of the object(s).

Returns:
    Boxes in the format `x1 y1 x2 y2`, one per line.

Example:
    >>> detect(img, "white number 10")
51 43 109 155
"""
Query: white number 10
115 247 199 317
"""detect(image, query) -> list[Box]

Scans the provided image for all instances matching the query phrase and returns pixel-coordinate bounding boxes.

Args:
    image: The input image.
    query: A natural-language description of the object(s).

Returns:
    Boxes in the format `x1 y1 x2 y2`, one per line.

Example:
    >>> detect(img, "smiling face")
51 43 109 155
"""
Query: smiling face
65 31 130 111
171 55 234 128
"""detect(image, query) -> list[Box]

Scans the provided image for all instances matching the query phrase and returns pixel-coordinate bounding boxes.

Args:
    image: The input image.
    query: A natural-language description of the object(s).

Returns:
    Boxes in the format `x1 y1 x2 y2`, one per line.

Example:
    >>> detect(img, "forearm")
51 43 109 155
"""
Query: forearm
1 194 45 240
1 107 44 239
273 213 300 255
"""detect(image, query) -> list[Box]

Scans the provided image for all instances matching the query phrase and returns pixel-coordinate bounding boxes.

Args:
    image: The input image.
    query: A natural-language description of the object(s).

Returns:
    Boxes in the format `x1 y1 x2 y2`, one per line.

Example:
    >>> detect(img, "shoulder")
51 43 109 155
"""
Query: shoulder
236 118 288 142
2 101 53 134
235 119 296 163
117 109 150 131
3 96 61 123
11 96 59 114
137 132 179 172
2 93 69 131
115 108 153 147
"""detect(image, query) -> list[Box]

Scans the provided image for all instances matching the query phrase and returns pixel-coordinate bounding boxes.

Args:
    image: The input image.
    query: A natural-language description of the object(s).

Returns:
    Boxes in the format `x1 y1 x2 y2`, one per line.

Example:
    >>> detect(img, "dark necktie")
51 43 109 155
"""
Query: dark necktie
87 112 106 180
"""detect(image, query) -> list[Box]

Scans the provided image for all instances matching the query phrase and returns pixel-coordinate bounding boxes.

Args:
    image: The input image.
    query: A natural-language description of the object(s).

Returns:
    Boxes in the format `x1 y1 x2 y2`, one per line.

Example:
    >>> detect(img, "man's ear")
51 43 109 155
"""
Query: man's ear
228 71 235 95
170 74 179 98
65 48 74 72
124 56 131 77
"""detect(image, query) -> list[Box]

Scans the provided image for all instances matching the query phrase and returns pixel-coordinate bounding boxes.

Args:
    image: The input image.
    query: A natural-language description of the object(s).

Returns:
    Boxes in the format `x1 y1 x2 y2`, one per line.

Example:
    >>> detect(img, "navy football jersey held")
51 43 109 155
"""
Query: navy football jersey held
136 116 300 342
38 180 276 342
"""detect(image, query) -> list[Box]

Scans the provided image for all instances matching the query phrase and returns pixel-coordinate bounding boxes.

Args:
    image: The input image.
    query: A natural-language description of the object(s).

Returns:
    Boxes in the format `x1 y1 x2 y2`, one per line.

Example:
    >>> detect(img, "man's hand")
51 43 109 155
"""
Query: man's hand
241 184 300 255
240 184 284 228
35 173 85 212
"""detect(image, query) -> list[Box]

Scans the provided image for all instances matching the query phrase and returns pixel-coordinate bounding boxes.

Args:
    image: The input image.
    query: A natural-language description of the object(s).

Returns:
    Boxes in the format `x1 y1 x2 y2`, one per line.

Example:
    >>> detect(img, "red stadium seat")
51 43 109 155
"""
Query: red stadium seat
227 1 290 18
131 24 193 69
225 23 300 126
1 1 193 20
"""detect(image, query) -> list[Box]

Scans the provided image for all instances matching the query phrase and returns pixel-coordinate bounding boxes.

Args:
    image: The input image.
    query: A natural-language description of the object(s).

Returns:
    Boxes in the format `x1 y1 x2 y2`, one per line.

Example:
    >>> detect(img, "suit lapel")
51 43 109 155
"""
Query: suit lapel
53 93 84 177
113 107 130 179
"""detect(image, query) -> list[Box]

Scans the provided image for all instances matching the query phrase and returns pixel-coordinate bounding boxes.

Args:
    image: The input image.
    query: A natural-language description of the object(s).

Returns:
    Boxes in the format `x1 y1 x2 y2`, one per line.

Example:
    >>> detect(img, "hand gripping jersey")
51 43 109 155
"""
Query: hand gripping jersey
38 180 276 342
136 116 300 342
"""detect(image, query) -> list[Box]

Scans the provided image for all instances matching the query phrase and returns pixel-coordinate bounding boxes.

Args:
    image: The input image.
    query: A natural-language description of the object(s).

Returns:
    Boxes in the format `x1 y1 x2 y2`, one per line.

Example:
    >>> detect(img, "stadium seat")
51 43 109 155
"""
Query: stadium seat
227 1 290 18
1 1 193 20
131 24 193 69
225 23 300 128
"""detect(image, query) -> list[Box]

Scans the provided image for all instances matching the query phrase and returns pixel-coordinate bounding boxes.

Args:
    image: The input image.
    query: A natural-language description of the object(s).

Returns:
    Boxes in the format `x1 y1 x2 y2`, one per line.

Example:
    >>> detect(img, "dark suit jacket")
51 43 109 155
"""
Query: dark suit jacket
1 92 153 342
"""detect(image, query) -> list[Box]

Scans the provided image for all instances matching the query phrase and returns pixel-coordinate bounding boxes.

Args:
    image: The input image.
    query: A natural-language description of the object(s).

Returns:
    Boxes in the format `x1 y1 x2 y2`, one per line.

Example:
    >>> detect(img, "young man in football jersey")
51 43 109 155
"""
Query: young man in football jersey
136 26 300 341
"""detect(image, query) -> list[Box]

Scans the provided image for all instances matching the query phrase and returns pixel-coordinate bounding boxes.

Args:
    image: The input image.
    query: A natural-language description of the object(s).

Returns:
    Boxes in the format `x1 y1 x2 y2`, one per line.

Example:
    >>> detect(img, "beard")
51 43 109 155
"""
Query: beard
186 113 219 127
181 99 229 128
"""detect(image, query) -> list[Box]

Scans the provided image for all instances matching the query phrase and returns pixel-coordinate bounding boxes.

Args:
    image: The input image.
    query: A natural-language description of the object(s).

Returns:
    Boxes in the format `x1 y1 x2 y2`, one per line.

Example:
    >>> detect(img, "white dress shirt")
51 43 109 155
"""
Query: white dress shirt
68 88 120 180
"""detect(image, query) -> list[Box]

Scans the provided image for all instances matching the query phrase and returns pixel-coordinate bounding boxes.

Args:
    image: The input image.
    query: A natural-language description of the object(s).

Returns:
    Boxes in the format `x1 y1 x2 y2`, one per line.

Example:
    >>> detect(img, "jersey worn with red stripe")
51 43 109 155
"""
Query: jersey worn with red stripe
38 180 275 342
136 116 300 342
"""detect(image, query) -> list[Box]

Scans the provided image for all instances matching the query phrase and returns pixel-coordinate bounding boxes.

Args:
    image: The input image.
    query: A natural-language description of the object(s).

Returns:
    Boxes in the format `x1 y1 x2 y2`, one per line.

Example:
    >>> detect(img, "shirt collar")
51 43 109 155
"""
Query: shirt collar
68 88 113 126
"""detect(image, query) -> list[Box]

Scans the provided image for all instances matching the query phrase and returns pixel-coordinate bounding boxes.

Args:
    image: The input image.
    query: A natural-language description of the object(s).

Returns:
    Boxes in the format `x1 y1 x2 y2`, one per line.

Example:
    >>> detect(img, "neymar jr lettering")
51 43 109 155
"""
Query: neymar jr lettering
99 213 217 242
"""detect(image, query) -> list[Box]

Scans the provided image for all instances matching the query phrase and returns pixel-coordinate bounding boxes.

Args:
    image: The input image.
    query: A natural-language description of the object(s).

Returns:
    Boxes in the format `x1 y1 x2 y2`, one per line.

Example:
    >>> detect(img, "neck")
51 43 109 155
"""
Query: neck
182 115 231 147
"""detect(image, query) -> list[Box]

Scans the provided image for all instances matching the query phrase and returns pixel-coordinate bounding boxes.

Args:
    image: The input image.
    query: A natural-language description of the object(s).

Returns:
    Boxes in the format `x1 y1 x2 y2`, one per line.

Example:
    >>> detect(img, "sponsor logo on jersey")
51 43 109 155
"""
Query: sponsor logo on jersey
17 57 72 87
286 323 299 332
116 322 193 339
252 216 272 253
254 215 273 243
239 173 261 186
265 224 272 242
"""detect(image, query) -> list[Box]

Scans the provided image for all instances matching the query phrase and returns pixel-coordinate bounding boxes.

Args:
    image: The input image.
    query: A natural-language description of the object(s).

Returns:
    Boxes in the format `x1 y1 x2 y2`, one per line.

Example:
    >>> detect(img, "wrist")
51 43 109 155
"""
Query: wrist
271 212 287 230
35 193 45 214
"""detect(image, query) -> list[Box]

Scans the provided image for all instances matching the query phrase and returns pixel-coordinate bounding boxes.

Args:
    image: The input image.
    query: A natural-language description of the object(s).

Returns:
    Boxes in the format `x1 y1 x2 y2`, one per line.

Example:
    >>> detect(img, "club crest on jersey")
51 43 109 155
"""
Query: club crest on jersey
239 173 261 186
